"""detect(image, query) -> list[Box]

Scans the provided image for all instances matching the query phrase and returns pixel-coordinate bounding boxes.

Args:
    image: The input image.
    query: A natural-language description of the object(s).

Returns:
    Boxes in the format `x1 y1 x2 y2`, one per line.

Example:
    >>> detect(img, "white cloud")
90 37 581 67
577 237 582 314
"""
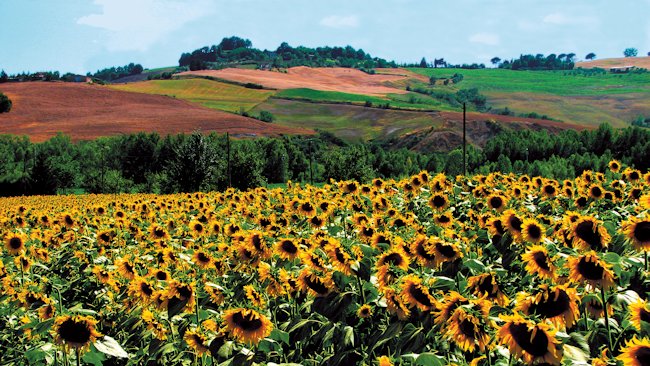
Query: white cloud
320 15 359 29
469 32 500 46
78 0 215 52
543 12 598 26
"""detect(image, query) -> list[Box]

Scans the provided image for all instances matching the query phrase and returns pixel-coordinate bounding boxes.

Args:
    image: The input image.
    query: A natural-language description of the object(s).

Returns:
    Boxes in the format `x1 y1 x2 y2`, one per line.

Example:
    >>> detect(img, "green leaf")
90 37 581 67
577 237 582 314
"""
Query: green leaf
464 258 486 274
343 325 354 347
270 328 290 345
82 345 107 366
94 336 129 358
415 352 445 366
431 276 455 290
167 296 189 318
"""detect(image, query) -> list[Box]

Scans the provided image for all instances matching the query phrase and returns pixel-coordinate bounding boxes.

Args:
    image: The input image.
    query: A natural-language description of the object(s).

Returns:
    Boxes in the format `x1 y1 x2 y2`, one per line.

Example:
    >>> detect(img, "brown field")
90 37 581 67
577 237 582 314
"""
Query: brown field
576 56 650 69
0 82 311 142
180 66 409 95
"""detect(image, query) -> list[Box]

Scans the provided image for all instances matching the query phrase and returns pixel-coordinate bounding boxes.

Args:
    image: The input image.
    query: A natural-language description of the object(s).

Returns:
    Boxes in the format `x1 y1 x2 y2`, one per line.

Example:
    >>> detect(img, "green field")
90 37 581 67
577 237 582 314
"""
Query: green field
408 68 650 127
109 78 274 113
275 88 455 111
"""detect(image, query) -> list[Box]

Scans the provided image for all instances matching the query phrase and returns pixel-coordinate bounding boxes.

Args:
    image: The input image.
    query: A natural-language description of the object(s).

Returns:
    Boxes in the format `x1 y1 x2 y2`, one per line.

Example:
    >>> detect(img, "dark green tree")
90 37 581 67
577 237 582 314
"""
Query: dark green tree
624 48 638 57
0 92 12 113
585 52 596 60
490 57 501 66
166 132 221 192
419 57 428 68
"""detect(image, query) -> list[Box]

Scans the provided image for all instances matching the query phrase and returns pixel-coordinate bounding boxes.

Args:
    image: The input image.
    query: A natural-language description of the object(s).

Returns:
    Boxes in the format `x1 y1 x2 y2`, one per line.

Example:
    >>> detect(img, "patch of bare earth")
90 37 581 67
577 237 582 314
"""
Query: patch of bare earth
0 82 312 142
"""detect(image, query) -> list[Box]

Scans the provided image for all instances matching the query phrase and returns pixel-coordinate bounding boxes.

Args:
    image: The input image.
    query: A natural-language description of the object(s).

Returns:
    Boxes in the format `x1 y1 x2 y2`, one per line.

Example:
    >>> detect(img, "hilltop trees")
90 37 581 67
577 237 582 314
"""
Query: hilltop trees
0 92 11 113
89 63 144 82
490 57 501 66
585 52 596 60
624 48 638 57
499 53 574 70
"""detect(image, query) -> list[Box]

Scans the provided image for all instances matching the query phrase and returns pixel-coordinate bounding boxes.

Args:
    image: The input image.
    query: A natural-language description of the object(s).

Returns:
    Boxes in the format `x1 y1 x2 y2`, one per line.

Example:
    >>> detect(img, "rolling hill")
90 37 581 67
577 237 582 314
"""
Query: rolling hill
576 56 650 70
0 82 310 142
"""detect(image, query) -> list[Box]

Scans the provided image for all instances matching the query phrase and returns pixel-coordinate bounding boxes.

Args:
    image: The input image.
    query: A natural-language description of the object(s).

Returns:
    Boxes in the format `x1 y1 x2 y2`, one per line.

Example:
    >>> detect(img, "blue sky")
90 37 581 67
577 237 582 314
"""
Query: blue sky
1 0 649 74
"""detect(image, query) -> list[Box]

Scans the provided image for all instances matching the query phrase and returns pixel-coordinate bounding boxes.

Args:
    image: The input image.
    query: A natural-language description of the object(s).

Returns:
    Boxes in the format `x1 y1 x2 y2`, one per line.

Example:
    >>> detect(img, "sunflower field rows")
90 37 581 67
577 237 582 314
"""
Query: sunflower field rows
1 163 650 366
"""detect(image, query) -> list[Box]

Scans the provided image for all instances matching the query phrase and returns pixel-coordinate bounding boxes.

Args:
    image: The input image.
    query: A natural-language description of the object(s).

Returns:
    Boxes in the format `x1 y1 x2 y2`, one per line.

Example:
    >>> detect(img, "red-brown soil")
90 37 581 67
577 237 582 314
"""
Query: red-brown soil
180 67 408 95
0 82 312 142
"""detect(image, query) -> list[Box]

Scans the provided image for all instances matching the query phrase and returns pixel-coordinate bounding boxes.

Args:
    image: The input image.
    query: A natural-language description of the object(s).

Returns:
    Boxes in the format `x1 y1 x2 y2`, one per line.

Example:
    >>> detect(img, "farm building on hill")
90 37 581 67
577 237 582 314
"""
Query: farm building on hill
610 66 635 73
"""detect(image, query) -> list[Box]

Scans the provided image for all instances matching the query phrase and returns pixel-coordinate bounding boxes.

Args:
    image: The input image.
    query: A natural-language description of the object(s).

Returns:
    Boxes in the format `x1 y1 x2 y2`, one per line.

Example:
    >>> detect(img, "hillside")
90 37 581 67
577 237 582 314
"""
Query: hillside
576 56 650 69
0 82 310 142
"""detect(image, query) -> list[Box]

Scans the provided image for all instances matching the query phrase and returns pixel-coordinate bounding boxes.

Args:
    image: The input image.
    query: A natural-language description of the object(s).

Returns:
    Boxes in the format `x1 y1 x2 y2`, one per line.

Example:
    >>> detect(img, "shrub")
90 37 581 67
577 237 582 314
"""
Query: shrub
0 93 11 113
259 110 275 123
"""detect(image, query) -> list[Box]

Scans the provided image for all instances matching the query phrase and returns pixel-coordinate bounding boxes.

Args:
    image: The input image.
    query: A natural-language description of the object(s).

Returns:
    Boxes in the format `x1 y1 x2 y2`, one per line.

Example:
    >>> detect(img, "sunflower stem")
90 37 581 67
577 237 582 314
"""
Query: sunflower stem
600 286 613 352
75 348 81 366
356 275 366 304
645 251 648 271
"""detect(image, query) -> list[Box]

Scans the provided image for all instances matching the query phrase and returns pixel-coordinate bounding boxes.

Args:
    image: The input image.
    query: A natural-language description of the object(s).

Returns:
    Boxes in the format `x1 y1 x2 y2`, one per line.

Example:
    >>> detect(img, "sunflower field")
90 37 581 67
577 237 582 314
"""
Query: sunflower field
2 162 650 366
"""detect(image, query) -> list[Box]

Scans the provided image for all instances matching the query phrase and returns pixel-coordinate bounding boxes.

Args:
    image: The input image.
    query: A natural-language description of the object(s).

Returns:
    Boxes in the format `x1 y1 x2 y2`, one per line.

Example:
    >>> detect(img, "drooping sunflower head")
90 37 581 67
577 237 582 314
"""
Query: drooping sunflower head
467 273 509 306
377 248 410 271
497 313 563 365
184 329 210 356
223 308 273 345
298 269 335 297
410 235 437 268
517 284 580 329
128 277 155 301
617 336 650 366
622 216 650 252
400 274 435 311
628 299 650 332
567 252 615 290
571 216 610 251
434 291 469 326
502 209 523 238
432 238 463 267
53 315 102 351
521 245 556 280
444 303 492 353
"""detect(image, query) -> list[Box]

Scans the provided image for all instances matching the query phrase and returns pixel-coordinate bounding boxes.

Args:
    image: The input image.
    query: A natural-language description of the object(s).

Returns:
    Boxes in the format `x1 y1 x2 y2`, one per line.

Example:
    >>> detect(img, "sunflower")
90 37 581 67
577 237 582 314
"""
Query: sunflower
298 201 317 217
570 216 610 251
53 315 102 351
409 235 437 268
189 220 206 238
502 209 523 238
376 248 410 271
377 355 393 366
588 184 605 200
150 268 170 282
622 216 650 252
486 193 508 212
432 238 463 267
4 232 26 255
434 291 469 326
245 231 270 259
584 297 612 319
497 313 562 365
38 302 56 320
428 193 449 211
184 329 210 356
223 308 273 345
115 257 137 280
400 274 435 311
298 269 335 297
149 224 169 241
521 218 545 244
567 252 615 290
357 304 373 319
628 299 650 331
128 277 155 302
444 303 492 353
467 273 509 306
521 245 556 280
608 159 621 173
517 284 580 329
275 238 299 260
325 240 355 275
192 250 213 268
434 212 454 228
244 285 266 307
617 336 650 366
165 280 196 312
382 287 411 320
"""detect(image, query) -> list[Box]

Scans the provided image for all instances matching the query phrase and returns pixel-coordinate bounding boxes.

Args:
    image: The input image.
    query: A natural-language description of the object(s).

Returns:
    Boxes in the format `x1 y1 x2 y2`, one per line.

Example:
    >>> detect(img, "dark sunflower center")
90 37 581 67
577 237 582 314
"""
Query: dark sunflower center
436 243 457 258
432 196 446 208
197 252 210 263
9 237 22 249
141 282 154 296
361 308 370 316
529 290 571 318
194 223 203 232
532 251 551 271
591 187 602 197
640 309 650 324
633 346 650 365
362 227 374 237
437 215 451 224
509 216 522 231
544 185 556 195
301 203 314 212
260 218 272 227
509 323 550 357
408 284 432 307
177 285 192 300
630 171 641 180
156 271 167 280
154 228 165 238
65 216 74 225
383 253 404 266
393 218 406 227
575 221 604 250
459 318 477 338
232 312 263 331
634 222 650 242
281 240 297 254
310 217 323 226
334 247 347 263
346 183 357 192
489 196 503 209
99 233 111 242
576 197 588 207
305 276 329 295
477 275 497 296
527 225 542 240
493 220 506 235
58 319 91 344
415 242 435 261
577 257 605 280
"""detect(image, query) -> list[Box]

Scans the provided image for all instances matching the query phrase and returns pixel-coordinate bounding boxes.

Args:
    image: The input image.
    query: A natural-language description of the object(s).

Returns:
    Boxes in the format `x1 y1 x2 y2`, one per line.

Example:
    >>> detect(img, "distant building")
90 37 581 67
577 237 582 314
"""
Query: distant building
610 66 635 73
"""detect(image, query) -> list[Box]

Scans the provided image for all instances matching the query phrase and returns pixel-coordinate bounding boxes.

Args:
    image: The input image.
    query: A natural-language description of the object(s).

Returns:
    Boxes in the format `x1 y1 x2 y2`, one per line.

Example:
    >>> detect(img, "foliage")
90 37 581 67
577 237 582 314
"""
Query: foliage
88 63 144 82
0 92 12 113
624 48 639 57
499 53 575 70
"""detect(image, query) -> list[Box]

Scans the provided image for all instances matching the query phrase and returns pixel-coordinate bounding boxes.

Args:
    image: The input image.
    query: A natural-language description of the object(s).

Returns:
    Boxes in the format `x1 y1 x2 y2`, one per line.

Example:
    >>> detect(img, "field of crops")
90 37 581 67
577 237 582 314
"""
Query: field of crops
109 79 274 113
2 163 650 365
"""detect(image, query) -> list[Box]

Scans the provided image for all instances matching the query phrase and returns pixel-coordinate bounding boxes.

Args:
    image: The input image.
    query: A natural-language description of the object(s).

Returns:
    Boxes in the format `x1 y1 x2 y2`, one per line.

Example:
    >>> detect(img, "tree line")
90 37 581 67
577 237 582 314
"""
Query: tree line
1 123 648 196
178 36 397 71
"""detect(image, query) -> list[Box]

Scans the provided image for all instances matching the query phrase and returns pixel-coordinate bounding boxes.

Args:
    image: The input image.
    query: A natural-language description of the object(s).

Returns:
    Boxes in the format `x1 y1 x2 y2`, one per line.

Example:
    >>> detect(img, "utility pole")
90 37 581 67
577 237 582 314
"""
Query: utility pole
463 102 467 176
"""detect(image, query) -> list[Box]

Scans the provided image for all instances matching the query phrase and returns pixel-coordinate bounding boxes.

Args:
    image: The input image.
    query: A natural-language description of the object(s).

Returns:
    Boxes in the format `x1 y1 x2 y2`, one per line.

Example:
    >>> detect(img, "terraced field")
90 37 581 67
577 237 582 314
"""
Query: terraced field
109 78 274 113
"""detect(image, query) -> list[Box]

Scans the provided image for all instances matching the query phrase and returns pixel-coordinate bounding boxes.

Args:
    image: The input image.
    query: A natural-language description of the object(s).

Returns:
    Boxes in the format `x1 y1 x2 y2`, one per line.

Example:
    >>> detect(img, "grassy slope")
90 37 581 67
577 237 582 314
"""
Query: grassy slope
408 68 650 127
109 78 274 113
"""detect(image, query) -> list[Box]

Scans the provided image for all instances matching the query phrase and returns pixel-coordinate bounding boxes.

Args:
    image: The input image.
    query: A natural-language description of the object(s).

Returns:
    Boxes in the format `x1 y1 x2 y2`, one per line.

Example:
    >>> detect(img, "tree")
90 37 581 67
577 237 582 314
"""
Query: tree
0 70 7 83
166 132 221 192
419 57 428 68
0 93 11 113
624 48 638 57
490 57 501 66
585 52 596 60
